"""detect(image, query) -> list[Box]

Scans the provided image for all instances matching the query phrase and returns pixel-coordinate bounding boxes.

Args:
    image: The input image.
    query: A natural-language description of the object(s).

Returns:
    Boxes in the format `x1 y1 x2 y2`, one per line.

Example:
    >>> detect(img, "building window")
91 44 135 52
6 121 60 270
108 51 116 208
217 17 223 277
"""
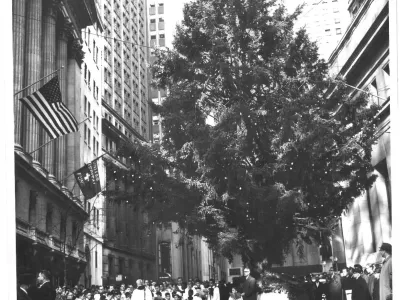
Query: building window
84 64 87 80
88 129 91 148
119 258 124 274
93 137 96 156
150 19 156 31
88 102 91 119
95 250 98 268
84 96 88 116
108 256 114 276
84 124 88 143
72 220 77 242
159 34 165 47
96 206 100 228
149 4 155 15
325 29 331 36
336 28 342 35
60 215 66 241
333 7 339 13
150 35 156 47
158 17 165 30
334 18 340 24
158 3 164 14
45 204 53 234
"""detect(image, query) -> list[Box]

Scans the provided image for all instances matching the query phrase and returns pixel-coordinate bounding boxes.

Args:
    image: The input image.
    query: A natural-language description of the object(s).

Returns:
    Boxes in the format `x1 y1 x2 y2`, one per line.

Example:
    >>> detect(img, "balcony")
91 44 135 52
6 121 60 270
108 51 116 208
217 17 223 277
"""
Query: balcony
149 6 155 15
158 21 165 30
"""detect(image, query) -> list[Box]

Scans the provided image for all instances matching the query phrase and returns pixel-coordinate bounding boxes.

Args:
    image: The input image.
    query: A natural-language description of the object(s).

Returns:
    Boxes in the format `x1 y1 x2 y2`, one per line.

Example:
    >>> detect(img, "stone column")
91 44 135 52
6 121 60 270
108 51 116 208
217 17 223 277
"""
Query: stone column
55 21 69 182
41 0 57 179
22 0 42 163
12 0 26 150
66 39 84 193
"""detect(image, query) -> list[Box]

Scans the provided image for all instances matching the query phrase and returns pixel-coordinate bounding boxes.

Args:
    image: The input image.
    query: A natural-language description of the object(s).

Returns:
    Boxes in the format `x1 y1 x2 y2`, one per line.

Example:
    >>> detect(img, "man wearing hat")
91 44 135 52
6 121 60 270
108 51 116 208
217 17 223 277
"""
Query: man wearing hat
351 265 371 300
379 243 392 300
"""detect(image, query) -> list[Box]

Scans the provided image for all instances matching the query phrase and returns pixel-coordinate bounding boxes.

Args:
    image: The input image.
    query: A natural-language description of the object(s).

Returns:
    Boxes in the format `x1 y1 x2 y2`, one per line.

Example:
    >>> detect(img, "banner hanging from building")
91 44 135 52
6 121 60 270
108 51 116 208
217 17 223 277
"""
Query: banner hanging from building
74 159 101 200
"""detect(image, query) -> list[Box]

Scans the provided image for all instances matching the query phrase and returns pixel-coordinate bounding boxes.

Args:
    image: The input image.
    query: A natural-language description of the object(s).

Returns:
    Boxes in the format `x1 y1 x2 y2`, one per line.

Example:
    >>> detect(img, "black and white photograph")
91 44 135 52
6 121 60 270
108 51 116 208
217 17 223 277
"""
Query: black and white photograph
1 0 398 299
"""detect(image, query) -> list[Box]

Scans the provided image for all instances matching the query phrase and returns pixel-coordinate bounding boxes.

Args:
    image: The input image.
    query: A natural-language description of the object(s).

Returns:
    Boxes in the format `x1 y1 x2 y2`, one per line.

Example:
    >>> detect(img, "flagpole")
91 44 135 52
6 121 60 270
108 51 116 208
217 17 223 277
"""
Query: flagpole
28 116 91 155
336 80 387 102
14 66 64 97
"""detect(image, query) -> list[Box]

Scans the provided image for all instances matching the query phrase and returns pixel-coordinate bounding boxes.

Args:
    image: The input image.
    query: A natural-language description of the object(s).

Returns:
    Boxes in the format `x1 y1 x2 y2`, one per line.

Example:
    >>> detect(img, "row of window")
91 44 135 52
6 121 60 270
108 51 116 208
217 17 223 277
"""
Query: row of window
84 96 100 131
325 28 342 36
87 201 101 229
149 3 164 15
84 123 100 157
83 65 99 100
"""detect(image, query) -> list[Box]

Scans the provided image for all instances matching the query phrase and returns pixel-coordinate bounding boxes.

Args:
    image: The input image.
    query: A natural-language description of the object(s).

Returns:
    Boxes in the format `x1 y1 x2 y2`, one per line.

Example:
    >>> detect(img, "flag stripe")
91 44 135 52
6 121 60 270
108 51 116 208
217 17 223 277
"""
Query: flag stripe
58 101 78 128
55 102 78 132
27 93 67 136
52 102 75 133
21 96 58 139
19 75 78 140
35 91 77 134
29 93 68 135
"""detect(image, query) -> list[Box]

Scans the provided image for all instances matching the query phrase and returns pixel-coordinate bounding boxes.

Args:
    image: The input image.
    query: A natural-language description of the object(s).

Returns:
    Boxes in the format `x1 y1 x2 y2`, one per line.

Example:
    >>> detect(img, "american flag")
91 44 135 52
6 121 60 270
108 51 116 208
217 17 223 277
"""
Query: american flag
19 76 78 139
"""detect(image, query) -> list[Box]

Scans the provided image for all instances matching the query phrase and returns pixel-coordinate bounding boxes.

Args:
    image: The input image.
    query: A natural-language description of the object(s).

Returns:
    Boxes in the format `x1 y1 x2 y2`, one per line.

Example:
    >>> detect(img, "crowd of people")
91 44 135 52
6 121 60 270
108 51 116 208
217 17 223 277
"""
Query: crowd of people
17 243 392 300
302 242 392 300
17 269 260 300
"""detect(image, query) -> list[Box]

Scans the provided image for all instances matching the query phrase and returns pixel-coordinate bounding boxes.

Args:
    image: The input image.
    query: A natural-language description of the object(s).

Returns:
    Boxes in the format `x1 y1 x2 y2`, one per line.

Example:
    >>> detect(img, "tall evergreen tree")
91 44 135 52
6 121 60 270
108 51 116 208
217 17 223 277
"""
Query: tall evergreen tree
116 0 379 266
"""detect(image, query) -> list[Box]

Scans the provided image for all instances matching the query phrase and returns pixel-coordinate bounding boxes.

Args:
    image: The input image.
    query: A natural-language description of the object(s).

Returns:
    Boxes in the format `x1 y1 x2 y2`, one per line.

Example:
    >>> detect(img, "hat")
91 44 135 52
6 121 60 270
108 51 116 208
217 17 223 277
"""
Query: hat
353 265 363 274
379 243 392 253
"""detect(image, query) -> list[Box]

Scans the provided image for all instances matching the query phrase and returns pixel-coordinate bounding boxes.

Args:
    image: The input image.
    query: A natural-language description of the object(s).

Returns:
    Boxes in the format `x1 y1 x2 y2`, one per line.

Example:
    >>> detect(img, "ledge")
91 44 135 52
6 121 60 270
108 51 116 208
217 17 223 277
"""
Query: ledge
16 218 86 263
14 149 87 218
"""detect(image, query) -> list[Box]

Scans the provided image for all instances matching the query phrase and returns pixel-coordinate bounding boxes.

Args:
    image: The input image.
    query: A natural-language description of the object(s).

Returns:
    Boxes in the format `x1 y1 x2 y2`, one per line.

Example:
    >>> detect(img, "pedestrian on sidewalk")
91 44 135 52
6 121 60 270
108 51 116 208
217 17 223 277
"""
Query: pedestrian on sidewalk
241 268 257 300
379 243 392 300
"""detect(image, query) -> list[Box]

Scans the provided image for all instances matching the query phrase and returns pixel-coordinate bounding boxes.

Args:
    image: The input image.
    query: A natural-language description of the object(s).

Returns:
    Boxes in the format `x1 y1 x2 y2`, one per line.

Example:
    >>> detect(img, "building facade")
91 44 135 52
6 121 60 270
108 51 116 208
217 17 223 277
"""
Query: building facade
286 0 351 60
13 0 100 286
100 0 157 285
328 0 391 266
80 7 106 286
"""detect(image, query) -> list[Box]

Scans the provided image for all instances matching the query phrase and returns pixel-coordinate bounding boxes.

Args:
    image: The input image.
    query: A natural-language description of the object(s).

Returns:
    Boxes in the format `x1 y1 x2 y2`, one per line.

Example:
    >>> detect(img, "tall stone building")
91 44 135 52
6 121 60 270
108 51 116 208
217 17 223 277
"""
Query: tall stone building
274 0 391 276
13 0 100 286
100 0 156 285
328 0 391 266
285 0 351 60
80 5 106 286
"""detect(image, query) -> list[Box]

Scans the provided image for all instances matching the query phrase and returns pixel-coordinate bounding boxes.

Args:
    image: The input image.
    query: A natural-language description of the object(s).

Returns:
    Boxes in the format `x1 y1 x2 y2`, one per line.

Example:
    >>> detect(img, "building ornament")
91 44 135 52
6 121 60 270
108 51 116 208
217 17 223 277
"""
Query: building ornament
68 39 85 67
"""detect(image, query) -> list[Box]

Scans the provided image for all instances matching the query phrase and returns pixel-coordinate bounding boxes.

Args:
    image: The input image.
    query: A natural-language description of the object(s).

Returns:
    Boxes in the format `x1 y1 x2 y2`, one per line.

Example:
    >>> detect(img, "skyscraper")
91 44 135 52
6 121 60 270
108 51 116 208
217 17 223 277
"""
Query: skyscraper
100 0 156 285
285 0 351 60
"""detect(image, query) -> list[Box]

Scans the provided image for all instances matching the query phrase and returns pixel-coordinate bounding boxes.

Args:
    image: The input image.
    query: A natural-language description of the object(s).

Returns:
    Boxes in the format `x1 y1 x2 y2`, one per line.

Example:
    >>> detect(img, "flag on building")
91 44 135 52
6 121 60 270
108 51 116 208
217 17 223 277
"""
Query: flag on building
19 76 78 139
74 159 102 200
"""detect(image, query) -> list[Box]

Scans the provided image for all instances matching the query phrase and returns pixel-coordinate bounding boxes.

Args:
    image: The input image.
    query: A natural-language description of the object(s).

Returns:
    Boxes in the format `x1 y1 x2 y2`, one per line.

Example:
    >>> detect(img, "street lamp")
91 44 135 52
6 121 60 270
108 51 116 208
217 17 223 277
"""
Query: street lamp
333 257 338 272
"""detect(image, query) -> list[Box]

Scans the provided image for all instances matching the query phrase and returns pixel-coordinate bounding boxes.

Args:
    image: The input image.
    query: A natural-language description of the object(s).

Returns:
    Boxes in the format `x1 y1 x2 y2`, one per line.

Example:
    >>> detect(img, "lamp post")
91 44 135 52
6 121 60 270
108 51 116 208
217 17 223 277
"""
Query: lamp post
333 257 338 272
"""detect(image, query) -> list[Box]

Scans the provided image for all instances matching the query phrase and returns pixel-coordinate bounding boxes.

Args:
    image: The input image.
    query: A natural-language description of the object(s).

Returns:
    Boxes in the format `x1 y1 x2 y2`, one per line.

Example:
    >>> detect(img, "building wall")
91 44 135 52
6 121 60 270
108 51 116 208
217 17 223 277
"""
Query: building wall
100 0 156 285
286 0 351 60
328 0 390 266
156 222 199 281
80 3 106 285
13 0 98 286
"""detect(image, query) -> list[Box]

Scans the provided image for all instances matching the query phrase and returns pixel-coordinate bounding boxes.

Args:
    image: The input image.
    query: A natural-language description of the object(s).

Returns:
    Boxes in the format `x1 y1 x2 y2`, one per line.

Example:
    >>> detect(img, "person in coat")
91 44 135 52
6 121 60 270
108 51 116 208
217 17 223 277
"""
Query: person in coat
326 268 344 300
351 265 371 300
379 243 392 300
241 268 257 300
31 270 56 300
